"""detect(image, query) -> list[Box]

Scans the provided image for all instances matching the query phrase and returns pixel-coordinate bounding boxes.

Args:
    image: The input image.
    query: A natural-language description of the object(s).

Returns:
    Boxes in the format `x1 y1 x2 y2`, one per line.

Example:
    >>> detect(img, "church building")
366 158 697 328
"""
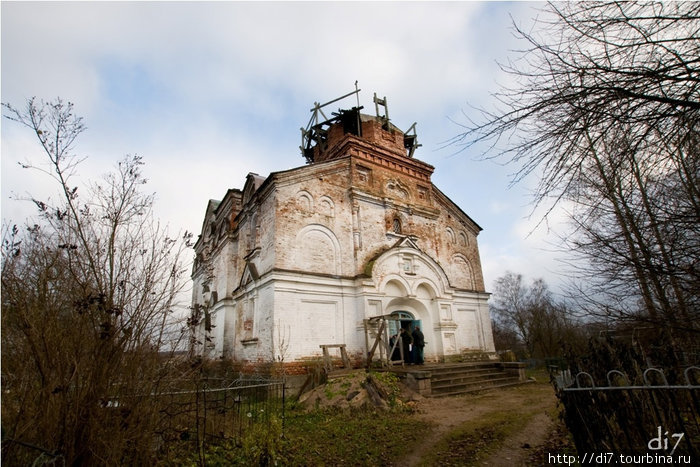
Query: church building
190 90 495 369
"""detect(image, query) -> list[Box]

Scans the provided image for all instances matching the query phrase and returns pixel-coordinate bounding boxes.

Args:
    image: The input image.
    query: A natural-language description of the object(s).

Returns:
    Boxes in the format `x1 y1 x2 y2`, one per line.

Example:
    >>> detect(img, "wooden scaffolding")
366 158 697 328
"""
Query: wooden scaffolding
363 315 407 368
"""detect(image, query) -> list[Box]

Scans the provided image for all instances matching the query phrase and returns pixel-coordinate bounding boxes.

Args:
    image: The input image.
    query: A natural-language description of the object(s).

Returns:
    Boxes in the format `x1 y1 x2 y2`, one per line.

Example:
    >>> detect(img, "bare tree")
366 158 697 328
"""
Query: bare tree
490 272 582 360
455 2 700 330
490 272 529 354
1 98 193 464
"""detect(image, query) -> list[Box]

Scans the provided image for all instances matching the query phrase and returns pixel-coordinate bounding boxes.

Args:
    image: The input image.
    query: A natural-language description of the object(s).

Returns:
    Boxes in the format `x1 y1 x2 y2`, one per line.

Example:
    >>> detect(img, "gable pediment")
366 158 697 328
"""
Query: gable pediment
241 173 267 206
369 238 452 298
392 235 421 252
239 261 260 287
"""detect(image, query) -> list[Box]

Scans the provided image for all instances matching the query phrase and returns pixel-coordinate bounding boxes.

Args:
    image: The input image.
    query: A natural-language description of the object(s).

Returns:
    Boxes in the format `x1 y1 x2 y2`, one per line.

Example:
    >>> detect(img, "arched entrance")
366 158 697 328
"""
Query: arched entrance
383 294 435 362
387 311 423 364
388 311 421 336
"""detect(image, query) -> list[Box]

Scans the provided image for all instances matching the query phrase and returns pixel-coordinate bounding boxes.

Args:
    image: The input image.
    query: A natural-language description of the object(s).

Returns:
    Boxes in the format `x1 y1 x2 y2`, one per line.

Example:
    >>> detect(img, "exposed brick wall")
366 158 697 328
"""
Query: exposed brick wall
191 110 494 364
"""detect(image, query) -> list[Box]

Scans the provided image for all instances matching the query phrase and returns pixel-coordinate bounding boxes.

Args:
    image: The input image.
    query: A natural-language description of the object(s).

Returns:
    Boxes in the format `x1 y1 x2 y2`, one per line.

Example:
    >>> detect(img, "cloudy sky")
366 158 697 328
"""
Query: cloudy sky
2 1 567 293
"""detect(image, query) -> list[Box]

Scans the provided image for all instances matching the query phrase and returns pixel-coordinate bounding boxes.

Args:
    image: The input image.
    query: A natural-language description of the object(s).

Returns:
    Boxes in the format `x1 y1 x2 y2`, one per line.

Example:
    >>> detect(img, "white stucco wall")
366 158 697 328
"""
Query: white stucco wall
191 120 495 365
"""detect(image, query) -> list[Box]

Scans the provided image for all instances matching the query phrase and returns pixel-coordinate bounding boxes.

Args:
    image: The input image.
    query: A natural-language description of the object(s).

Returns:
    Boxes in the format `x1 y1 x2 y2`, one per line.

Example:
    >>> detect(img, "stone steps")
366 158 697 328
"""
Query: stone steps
385 361 527 397
431 368 504 382
427 362 525 397
432 372 518 387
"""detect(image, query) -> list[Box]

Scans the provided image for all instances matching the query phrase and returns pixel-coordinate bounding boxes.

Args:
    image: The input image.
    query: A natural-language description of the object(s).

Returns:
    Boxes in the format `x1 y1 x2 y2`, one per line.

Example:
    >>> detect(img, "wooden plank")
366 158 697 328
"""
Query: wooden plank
340 347 351 368
366 320 386 367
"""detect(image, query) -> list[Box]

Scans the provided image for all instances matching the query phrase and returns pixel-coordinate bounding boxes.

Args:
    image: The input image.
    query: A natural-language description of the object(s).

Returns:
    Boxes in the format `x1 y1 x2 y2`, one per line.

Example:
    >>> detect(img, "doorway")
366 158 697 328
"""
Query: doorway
388 311 422 364
388 311 421 336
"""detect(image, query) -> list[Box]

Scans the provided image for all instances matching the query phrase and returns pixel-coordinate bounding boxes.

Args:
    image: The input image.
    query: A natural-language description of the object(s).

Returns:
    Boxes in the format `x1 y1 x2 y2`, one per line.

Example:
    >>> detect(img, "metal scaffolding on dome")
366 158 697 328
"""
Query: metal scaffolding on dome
300 83 363 163
300 83 421 163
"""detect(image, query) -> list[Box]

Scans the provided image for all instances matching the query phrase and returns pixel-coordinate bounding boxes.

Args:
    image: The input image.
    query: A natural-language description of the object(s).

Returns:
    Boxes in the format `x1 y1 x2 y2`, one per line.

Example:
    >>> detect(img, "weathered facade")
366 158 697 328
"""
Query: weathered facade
191 94 495 369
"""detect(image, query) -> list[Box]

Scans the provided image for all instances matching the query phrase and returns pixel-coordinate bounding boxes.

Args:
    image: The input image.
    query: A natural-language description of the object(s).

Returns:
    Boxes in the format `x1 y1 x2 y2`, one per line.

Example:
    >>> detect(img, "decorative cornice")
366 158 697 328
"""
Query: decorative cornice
349 188 440 219
329 135 434 182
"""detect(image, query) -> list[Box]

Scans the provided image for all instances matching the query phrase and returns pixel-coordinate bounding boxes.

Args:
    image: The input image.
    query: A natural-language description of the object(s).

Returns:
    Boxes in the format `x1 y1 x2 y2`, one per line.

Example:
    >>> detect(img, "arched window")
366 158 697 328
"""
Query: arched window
459 232 468 246
446 227 456 244
392 218 402 234
391 311 414 321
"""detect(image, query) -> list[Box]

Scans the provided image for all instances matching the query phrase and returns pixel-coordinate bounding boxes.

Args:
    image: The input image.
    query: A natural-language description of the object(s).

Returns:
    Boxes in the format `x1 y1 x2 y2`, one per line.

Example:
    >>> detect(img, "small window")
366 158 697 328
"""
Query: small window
357 166 371 183
298 192 313 211
417 186 428 201
393 218 402 234
204 309 212 332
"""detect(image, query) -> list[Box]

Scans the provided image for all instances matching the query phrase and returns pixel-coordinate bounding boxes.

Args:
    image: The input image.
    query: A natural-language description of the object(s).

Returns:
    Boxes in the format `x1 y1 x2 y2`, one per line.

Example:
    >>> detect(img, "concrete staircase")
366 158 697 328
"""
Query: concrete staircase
389 361 527 397
428 362 525 397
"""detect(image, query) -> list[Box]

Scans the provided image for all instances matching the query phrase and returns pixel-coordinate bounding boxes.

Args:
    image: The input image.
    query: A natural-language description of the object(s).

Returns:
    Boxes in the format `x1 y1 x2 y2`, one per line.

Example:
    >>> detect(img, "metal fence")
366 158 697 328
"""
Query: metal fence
553 366 700 457
155 377 286 459
2 377 286 466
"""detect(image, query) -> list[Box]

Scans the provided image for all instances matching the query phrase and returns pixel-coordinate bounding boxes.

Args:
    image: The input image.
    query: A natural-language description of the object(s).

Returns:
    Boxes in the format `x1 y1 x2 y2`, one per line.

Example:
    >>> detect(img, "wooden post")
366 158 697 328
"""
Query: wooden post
366 320 386 368
363 319 370 362
340 346 350 368
320 344 351 372
321 345 331 373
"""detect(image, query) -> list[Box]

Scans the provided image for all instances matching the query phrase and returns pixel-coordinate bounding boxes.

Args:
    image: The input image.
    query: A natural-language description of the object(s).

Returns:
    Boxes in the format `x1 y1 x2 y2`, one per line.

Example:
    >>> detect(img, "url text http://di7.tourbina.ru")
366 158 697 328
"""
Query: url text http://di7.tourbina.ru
547 452 692 465
547 426 692 465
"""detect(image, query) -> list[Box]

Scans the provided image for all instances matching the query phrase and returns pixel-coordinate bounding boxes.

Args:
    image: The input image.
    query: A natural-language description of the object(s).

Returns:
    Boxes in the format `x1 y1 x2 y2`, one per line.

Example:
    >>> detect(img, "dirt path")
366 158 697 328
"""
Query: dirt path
402 382 558 466
478 411 553 466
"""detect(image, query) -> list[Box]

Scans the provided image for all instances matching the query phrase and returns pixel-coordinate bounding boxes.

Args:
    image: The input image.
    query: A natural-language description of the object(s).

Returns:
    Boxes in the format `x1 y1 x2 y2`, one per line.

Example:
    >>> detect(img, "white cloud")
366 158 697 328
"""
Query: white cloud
488 200 511 214
480 195 572 294
3 1 566 296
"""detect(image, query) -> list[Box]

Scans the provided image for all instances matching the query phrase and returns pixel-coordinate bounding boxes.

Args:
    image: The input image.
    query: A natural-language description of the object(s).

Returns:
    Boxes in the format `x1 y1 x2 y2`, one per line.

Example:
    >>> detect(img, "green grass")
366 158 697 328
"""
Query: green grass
279 406 424 465
177 404 424 466
173 374 567 466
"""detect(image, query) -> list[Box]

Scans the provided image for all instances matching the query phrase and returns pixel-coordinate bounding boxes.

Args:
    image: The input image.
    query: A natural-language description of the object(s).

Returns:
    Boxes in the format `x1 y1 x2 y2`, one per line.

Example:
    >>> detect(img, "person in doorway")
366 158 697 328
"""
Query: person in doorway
412 326 425 365
400 328 413 364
